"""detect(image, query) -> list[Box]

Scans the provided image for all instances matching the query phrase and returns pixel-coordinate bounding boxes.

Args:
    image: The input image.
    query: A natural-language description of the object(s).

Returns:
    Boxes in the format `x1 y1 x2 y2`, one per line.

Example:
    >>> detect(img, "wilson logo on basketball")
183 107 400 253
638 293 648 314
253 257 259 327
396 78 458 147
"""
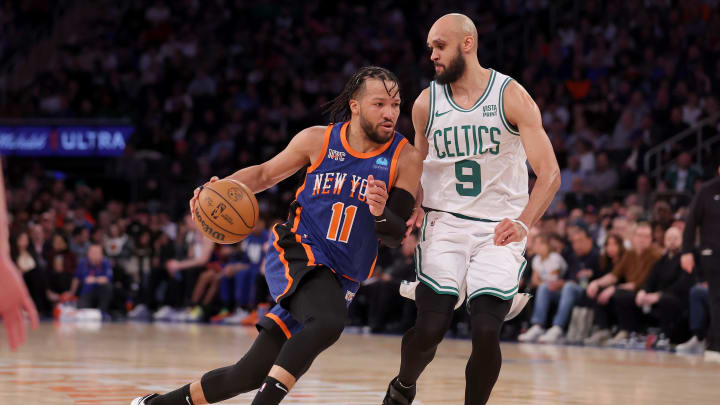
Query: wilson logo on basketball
227 187 243 202
211 202 227 219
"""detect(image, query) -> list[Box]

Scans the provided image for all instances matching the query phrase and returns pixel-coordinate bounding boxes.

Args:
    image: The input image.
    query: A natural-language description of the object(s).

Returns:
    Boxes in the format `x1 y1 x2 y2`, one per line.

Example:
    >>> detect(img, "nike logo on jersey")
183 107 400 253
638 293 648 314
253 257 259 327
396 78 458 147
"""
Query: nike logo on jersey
375 218 387 223
186 395 192 405
435 110 451 117
276 383 289 393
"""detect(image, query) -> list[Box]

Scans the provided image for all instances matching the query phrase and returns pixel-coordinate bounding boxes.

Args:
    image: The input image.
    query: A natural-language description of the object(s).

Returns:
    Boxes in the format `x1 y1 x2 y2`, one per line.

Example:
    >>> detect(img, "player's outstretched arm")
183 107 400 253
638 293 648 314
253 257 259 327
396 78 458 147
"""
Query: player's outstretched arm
190 126 326 219
226 126 327 193
493 81 561 246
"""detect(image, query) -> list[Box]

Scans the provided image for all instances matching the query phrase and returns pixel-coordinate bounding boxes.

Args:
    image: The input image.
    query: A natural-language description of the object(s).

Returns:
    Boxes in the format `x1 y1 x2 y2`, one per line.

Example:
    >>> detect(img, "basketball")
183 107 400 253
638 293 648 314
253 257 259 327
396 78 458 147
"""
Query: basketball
193 178 258 244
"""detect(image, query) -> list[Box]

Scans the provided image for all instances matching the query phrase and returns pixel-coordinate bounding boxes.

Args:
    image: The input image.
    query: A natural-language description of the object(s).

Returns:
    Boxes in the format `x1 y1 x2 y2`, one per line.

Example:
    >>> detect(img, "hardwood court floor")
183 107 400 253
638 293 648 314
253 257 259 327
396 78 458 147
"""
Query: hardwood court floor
0 322 718 404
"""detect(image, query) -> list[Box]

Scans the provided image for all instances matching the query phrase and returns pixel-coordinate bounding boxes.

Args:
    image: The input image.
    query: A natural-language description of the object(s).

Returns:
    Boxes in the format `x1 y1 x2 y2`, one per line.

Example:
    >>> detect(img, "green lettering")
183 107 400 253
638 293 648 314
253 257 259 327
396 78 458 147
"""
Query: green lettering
433 130 445 158
477 126 488 154
453 126 464 157
490 127 501 155
462 125 471 156
443 127 455 158
472 125 478 155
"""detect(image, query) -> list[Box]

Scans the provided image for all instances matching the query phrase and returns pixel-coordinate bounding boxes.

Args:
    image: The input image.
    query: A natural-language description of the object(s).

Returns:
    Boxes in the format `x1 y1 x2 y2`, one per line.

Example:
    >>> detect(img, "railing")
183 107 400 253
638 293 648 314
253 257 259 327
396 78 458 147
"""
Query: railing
643 113 720 182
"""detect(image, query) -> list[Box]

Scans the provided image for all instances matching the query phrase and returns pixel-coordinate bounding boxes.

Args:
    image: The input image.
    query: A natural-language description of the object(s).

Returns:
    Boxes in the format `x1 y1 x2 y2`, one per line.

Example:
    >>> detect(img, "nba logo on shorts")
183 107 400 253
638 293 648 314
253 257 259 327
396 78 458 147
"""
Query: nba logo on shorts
345 290 356 302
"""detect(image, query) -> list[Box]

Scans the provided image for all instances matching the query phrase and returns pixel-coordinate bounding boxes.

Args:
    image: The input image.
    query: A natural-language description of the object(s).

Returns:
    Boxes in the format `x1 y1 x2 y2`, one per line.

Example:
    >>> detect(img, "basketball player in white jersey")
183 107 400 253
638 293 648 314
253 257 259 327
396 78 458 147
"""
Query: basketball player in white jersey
382 14 560 405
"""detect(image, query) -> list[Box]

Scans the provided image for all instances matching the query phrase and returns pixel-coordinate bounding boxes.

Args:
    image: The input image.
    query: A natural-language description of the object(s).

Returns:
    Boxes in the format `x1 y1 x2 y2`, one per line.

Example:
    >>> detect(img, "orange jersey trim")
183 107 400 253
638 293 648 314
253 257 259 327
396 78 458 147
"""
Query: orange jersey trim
388 138 408 189
265 313 292 339
340 122 394 159
272 224 294 300
366 254 379 279
295 124 333 198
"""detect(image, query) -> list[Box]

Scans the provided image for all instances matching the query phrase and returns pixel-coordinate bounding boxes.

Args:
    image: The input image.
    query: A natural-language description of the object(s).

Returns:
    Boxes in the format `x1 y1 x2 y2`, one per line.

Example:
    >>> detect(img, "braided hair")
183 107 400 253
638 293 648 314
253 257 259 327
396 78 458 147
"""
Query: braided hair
324 66 401 122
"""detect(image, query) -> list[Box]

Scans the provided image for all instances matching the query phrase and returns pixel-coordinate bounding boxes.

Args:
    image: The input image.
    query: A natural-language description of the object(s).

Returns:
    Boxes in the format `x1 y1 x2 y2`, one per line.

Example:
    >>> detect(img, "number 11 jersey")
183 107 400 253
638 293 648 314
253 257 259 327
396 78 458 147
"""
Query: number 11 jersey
267 121 407 302
422 69 529 221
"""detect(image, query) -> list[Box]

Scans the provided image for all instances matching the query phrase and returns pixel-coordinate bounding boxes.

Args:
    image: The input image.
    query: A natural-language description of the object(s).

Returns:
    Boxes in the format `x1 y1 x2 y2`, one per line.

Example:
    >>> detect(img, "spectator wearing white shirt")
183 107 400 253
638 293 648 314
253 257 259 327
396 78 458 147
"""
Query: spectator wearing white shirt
519 235 568 342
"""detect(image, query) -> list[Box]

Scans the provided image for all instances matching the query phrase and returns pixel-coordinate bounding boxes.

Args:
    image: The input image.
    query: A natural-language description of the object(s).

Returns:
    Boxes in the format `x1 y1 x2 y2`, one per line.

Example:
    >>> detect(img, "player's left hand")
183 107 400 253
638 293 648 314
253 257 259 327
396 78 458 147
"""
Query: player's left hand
366 175 388 217
493 218 527 246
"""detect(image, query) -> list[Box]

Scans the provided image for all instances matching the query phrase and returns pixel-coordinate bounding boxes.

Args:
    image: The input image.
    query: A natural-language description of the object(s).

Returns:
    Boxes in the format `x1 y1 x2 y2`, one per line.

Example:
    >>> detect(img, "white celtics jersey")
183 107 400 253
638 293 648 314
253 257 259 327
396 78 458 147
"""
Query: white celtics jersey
421 69 528 221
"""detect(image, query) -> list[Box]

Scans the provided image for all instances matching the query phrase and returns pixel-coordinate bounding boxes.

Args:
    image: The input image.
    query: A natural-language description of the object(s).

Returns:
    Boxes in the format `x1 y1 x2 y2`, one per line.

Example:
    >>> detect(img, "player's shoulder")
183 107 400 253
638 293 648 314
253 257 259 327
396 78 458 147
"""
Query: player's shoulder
411 86 432 126
413 86 431 110
397 139 423 166
292 125 330 148
297 125 328 139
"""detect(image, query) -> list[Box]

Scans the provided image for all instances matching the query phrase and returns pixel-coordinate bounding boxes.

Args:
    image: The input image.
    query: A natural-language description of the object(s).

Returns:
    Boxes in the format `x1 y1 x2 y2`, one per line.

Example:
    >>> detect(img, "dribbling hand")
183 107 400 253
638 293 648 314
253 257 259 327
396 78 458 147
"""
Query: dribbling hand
366 175 388 217
493 218 527 246
190 176 219 221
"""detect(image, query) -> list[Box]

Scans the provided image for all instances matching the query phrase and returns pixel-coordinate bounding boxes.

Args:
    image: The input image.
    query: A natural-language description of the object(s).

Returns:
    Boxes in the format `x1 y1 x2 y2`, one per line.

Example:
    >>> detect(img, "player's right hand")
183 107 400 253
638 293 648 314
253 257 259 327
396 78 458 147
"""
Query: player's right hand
404 186 424 238
405 206 424 238
0 254 39 351
190 176 219 221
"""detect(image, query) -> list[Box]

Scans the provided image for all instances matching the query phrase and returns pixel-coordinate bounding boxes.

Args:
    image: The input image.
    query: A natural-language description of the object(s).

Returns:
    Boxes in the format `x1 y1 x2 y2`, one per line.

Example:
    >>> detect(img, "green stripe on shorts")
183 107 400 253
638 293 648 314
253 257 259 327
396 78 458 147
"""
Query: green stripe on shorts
415 245 458 295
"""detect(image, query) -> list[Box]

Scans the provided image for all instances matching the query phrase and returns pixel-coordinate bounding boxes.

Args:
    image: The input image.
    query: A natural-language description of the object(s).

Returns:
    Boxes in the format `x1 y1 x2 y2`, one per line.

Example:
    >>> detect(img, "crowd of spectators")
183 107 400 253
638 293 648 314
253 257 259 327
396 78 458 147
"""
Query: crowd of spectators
1 0 719 216
2 0 720 355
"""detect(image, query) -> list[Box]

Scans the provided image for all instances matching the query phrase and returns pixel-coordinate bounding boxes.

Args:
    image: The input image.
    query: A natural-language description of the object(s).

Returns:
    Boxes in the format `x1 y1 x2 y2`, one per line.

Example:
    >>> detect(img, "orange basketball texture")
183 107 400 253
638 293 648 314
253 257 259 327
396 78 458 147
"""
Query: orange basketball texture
193 179 258 244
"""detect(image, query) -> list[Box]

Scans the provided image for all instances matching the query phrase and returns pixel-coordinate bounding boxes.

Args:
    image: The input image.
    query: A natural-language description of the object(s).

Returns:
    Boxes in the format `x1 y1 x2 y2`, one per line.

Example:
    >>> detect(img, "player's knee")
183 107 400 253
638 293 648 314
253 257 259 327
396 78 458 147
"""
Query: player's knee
307 314 345 347
414 314 452 347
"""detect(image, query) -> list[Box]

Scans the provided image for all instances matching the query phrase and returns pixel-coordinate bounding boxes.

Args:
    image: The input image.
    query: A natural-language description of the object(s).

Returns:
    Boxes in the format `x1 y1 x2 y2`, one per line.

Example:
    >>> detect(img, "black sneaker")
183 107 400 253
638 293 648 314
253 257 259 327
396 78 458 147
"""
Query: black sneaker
130 394 159 405
382 377 416 405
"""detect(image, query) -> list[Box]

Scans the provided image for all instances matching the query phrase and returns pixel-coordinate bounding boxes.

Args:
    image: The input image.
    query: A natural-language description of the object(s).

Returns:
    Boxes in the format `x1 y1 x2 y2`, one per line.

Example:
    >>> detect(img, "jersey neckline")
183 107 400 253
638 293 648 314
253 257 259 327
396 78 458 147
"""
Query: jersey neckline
339 121 394 159
443 68 496 112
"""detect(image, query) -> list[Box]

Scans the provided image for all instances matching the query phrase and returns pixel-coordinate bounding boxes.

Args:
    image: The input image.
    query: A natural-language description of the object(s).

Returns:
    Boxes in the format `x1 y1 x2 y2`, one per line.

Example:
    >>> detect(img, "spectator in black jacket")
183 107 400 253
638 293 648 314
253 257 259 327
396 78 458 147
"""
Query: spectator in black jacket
614 227 694 343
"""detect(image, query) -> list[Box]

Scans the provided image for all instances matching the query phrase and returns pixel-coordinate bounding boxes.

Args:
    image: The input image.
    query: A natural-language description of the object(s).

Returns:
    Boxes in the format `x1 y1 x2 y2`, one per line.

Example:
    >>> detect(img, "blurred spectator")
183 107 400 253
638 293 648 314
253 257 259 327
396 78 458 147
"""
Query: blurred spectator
584 223 661 345
350 232 418 334
586 152 619 194
69 226 90 258
518 235 568 342
218 217 270 325
45 233 77 307
67 244 113 315
615 227 693 344
665 152 702 193
521 227 600 343
11 230 51 316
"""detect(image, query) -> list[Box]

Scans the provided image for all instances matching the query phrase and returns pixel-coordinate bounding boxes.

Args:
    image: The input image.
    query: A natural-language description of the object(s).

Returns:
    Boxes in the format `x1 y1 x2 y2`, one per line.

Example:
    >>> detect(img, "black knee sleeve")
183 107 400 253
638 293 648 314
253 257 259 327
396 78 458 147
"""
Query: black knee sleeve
273 268 348 378
469 294 511 336
200 327 286 403
299 312 346 350
410 282 457 349
465 295 511 405
397 283 456 385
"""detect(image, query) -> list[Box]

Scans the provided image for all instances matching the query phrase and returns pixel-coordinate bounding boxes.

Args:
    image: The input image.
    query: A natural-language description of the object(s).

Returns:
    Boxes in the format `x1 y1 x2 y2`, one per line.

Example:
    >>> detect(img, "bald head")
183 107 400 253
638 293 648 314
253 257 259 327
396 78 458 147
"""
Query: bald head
429 13 478 51
427 13 479 84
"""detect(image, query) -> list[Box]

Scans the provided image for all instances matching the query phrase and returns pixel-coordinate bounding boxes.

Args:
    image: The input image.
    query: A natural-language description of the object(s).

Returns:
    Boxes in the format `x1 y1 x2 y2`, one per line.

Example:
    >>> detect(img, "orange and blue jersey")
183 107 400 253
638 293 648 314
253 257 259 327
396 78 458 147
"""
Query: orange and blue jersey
260 122 408 336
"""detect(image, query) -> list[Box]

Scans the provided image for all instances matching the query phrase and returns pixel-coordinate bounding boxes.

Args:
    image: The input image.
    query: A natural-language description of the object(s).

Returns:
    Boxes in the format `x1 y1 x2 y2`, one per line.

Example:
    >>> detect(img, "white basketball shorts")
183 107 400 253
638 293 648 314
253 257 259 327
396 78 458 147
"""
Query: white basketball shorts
414 209 527 304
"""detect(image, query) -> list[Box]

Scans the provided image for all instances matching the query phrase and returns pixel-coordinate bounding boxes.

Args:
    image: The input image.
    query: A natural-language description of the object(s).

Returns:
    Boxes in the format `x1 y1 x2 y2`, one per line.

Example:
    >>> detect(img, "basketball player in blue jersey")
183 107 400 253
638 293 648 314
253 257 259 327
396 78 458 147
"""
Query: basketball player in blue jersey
132 66 422 405
382 14 561 405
